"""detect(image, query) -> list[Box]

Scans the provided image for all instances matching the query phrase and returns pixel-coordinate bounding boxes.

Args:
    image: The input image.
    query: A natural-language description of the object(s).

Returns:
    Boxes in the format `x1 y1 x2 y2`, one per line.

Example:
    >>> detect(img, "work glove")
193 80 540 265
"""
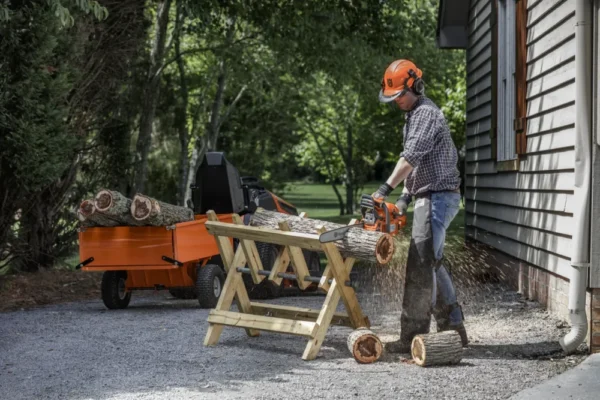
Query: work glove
395 193 412 216
373 183 394 200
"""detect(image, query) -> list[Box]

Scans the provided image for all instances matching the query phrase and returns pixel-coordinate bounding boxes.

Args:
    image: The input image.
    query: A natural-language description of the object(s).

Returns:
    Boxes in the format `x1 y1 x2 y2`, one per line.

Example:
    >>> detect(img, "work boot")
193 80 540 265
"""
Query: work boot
435 304 469 347
385 339 412 354
388 317 431 354
437 310 469 347
438 322 469 347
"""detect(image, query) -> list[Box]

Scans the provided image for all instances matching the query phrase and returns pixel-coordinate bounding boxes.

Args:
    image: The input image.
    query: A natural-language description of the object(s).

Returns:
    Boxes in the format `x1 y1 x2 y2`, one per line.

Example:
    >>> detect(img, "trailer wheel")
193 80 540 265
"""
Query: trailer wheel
101 271 131 310
304 250 322 276
196 264 224 308
244 242 283 300
169 288 197 300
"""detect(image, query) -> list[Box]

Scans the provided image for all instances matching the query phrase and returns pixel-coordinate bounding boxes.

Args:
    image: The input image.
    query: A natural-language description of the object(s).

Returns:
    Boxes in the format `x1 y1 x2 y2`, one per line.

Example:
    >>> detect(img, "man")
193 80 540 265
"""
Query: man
372 59 468 352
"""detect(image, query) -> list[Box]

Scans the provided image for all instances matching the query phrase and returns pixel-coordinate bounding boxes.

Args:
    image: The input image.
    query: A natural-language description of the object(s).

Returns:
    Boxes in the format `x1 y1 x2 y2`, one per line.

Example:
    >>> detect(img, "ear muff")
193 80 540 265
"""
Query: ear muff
408 69 424 95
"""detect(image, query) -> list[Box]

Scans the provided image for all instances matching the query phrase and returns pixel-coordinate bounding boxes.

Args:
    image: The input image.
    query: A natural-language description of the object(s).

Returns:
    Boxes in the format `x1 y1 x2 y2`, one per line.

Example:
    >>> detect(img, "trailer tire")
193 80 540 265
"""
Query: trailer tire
196 264 224 308
244 242 283 300
169 288 197 300
305 250 322 276
101 271 131 310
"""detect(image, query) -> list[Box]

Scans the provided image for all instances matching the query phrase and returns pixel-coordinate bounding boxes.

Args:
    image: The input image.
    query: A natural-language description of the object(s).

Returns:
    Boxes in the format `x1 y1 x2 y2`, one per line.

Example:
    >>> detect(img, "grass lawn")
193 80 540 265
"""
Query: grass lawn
282 182 381 223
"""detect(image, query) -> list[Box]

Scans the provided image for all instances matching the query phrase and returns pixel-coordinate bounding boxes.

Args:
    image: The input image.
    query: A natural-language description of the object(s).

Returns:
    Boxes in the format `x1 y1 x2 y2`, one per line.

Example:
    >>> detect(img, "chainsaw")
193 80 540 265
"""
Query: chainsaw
319 194 407 243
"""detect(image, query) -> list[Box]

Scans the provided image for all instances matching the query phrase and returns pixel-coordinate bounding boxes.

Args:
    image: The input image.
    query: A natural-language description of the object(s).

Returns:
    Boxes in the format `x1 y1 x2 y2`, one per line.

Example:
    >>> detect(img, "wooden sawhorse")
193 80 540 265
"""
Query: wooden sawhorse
203 210 370 360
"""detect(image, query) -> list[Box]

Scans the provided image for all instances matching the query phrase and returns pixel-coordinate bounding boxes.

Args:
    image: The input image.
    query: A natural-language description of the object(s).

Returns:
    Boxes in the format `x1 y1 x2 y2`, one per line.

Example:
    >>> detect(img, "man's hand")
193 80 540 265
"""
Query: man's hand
373 183 394 200
395 193 412 216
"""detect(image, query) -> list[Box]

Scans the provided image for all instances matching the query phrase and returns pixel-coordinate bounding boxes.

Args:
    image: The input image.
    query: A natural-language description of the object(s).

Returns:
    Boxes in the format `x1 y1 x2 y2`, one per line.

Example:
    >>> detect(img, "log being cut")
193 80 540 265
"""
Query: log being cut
77 199 120 227
130 194 194 226
94 190 144 226
249 208 394 264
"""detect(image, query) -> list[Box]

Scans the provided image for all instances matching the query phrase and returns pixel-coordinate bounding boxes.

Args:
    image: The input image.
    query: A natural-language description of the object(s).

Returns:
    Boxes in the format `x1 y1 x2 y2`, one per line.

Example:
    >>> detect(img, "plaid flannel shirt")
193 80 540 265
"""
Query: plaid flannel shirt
400 96 461 196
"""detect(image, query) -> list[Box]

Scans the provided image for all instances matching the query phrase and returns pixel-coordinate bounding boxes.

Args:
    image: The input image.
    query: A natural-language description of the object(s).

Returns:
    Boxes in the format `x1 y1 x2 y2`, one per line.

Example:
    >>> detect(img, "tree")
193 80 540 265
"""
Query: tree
0 0 108 25
0 0 146 271
131 0 173 195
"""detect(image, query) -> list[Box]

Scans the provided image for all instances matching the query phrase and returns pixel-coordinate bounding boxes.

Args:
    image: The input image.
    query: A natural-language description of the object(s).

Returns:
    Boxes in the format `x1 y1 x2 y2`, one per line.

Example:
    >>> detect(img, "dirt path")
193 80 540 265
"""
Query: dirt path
0 280 587 400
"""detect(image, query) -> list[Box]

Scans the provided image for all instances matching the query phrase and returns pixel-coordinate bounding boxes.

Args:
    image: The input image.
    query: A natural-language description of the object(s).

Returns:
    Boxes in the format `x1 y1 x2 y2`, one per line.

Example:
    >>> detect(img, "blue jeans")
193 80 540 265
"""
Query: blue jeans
430 192 462 325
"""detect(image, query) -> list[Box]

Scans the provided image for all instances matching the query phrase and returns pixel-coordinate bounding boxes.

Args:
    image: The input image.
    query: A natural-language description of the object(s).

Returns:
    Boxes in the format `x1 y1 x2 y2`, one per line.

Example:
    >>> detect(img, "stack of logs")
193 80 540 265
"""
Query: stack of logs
77 190 194 227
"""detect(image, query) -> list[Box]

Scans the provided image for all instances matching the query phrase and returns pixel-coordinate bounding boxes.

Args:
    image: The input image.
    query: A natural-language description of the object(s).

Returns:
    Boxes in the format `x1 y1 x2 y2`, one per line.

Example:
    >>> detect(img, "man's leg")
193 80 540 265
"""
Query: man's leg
430 192 468 346
387 196 436 353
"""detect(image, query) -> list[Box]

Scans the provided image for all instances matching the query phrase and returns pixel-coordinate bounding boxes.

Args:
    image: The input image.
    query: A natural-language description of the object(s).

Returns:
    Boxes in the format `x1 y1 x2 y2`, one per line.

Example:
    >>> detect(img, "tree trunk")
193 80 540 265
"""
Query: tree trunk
131 194 194 226
18 191 56 271
307 127 346 215
411 331 463 367
94 190 144 226
249 209 395 264
184 59 227 206
184 22 247 207
332 183 345 216
345 126 354 215
185 139 207 205
132 0 173 195
347 328 383 364
345 181 354 215
172 0 189 206
175 42 189 204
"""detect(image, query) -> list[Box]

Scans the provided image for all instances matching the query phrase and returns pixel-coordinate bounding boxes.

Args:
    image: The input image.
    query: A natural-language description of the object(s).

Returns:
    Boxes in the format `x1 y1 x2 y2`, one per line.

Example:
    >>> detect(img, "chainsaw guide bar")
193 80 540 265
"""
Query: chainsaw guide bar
318 222 365 243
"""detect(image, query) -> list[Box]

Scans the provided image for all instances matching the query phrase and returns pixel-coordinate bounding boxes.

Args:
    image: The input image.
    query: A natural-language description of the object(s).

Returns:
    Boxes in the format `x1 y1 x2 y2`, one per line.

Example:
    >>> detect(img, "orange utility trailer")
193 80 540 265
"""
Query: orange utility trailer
77 152 320 310
78 214 232 309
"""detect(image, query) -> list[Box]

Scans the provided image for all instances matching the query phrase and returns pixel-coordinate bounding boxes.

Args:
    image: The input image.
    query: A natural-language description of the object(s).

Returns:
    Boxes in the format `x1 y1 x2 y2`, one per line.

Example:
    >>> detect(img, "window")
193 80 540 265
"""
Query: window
491 0 527 167
497 0 516 161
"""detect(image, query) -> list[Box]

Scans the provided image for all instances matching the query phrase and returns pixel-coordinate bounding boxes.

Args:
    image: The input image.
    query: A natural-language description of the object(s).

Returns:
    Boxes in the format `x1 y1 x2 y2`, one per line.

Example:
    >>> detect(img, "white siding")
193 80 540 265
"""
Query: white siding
465 0 576 279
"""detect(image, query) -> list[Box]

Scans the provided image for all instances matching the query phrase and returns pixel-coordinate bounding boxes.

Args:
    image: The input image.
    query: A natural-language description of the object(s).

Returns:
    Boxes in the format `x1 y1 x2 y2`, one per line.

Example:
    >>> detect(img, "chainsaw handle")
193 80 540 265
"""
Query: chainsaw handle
382 201 390 233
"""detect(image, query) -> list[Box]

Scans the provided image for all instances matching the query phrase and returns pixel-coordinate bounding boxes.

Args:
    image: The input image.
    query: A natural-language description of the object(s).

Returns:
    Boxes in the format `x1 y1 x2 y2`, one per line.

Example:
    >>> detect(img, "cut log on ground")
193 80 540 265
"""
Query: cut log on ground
249 209 395 264
411 331 463 367
347 328 383 364
131 194 194 226
94 190 144 226
77 199 120 227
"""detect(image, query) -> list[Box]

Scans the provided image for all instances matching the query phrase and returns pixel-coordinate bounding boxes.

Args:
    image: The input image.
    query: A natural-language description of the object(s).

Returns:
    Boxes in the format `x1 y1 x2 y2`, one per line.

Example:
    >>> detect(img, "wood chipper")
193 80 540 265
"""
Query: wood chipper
77 152 320 310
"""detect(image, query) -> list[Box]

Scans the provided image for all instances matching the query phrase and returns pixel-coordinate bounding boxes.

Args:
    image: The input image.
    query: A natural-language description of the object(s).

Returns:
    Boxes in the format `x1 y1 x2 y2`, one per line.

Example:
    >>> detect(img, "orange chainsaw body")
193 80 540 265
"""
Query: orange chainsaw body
318 194 408 244
361 197 407 235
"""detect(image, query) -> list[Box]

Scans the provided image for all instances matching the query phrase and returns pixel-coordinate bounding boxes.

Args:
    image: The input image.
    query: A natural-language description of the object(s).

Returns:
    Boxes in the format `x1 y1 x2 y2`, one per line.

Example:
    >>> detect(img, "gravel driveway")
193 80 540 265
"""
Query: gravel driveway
0 278 587 400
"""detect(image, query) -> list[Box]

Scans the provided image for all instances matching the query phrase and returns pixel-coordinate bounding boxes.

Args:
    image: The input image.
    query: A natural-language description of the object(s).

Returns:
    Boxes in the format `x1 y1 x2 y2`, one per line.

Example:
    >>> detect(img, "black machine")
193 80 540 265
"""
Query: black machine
191 152 321 299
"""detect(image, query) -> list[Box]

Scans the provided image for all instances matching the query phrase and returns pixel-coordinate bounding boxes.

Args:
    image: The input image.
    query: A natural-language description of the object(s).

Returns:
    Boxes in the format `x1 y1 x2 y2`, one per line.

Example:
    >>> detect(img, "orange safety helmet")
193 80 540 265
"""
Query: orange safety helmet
378 59 424 103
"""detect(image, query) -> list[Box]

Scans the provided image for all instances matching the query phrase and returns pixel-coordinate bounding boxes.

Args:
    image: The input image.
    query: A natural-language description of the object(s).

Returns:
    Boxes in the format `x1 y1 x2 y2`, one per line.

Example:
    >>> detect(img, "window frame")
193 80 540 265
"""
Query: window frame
490 0 527 171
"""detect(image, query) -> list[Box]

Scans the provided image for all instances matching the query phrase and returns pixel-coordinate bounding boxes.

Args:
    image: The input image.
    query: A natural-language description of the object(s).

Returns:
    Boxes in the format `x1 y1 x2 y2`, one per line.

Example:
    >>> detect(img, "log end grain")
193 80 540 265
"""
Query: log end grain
375 234 395 265
411 331 463 367
79 200 95 217
347 328 383 364
94 190 113 212
131 195 154 221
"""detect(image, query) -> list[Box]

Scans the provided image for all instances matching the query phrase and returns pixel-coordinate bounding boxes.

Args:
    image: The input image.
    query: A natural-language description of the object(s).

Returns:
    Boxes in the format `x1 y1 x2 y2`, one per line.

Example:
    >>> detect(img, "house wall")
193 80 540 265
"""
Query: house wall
464 0 600 352
465 0 576 280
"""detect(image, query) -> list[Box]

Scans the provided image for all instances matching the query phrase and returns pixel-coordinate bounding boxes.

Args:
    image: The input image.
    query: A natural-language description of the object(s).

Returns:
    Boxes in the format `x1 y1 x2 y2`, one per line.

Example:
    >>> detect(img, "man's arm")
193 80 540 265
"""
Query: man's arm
385 157 413 189
373 157 413 199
